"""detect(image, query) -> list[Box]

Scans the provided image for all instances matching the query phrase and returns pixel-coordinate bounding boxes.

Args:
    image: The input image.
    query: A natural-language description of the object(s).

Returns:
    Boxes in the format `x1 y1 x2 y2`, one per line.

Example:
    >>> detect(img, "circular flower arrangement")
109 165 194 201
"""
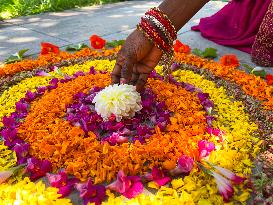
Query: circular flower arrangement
0 39 272 205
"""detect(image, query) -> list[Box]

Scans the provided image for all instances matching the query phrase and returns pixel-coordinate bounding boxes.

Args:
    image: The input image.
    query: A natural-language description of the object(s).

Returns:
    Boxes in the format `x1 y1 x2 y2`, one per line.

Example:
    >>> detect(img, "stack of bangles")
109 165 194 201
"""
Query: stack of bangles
137 7 177 76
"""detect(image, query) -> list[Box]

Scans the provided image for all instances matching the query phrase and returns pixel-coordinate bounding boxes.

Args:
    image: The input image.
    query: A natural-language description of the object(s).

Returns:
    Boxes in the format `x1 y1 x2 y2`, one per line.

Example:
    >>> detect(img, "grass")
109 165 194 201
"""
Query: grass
0 0 124 19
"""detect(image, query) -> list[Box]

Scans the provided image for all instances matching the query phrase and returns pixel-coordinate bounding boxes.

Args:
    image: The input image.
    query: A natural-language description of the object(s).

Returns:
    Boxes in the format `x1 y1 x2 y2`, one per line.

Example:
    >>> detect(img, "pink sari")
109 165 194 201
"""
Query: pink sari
192 0 273 66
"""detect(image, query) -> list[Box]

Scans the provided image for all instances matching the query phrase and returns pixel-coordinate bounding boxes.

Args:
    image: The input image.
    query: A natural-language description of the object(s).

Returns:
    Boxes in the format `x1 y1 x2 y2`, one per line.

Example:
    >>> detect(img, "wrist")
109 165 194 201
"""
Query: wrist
158 0 209 31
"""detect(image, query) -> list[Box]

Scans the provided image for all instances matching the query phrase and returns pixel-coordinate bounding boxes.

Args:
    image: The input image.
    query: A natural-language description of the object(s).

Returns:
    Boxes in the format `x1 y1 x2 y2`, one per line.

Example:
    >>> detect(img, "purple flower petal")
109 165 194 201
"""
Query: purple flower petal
184 83 195 92
25 91 36 102
197 92 209 102
73 71 85 77
1 128 18 146
89 66 96 74
12 143 30 164
75 179 106 205
171 62 180 71
26 158 52 181
48 78 59 90
15 101 28 114
144 167 171 187
47 170 78 197
170 155 194 175
212 171 234 202
37 86 47 95
58 185 74 197
107 170 143 199
47 171 68 188
206 116 215 126
198 140 215 158
2 116 16 128
36 70 51 76
207 127 223 137
103 132 128 145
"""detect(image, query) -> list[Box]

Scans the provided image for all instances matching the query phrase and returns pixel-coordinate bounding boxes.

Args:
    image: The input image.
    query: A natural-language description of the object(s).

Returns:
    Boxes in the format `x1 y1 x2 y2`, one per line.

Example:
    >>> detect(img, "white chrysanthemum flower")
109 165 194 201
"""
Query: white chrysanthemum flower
92 84 142 121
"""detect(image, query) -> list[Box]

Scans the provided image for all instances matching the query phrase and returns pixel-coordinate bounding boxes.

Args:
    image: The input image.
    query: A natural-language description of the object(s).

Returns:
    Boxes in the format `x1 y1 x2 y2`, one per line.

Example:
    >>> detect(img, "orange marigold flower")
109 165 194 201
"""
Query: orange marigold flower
219 54 239 67
266 74 273 85
90 35 106 49
18 74 207 183
173 40 191 54
40 42 60 55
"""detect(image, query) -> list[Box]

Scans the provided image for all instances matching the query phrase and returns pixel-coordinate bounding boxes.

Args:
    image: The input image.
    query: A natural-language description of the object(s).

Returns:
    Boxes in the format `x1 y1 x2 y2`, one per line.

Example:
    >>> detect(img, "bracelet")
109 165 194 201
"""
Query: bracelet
147 8 177 40
137 7 177 78
143 15 173 46
139 17 171 52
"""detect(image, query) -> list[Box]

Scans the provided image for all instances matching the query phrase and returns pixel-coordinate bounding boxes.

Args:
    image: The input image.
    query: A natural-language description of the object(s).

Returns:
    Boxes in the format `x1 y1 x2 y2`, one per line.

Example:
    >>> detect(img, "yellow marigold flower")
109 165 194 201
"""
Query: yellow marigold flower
0 177 72 204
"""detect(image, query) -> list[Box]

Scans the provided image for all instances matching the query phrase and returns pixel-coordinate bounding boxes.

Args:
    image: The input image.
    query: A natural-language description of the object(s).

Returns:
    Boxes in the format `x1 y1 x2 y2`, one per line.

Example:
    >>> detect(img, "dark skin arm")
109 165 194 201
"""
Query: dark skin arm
111 0 209 92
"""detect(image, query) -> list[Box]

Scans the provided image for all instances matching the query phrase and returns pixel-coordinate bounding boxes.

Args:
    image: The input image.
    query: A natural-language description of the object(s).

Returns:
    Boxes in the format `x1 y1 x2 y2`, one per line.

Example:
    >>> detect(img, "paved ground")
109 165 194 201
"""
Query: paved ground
0 0 271 72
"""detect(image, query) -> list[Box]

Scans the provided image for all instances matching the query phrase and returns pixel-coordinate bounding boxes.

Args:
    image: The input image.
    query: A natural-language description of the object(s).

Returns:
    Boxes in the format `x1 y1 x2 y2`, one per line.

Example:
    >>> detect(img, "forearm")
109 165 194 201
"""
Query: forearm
158 0 209 31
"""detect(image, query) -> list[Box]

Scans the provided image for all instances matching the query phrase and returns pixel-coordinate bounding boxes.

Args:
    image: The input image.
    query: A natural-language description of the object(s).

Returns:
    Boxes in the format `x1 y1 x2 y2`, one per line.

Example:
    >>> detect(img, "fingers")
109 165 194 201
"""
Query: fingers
111 63 122 84
130 70 139 85
135 73 149 92
120 60 134 84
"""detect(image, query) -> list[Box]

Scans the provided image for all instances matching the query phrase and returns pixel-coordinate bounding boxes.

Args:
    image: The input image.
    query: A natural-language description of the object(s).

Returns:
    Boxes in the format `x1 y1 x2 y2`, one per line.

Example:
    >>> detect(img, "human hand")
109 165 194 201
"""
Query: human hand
111 29 163 92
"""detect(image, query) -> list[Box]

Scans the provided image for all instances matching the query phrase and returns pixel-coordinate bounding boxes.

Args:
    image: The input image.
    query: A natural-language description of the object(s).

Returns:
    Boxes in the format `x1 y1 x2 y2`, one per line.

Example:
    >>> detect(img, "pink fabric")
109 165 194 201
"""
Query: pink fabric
192 0 272 53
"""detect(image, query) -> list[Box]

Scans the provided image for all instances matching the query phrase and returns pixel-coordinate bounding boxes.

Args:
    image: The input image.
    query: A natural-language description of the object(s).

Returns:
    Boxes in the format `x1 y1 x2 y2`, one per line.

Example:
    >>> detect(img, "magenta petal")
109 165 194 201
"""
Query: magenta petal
12 143 29 164
46 171 68 188
36 70 51 76
122 181 143 199
232 175 246 184
146 167 171 186
197 92 209 102
154 177 171 186
75 179 106 205
2 116 16 128
144 173 153 181
25 91 36 102
198 140 215 158
106 170 126 193
213 165 246 185
37 86 47 94
212 171 234 202
178 155 194 173
58 185 73 197
27 158 52 181
107 171 143 199
89 66 96 74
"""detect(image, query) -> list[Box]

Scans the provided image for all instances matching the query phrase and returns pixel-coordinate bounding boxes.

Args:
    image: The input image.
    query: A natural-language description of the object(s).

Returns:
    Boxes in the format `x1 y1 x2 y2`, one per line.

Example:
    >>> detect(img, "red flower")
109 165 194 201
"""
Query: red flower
266 74 273 85
173 40 191 53
40 42 60 55
219 55 239 67
90 35 106 49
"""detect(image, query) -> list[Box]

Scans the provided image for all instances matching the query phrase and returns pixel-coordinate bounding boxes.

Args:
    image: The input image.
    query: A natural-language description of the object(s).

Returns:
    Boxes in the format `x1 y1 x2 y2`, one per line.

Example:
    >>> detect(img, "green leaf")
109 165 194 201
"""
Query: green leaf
54 67 64 76
78 43 88 49
202 47 218 59
5 55 20 64
65 43 88 51
252 70 266 78
242 64 254 72
5 49 29 64
17 49 29 59
4 49 29 64
106 40 125 48
250 66 266 78
192 48 203 57
196 162 213 175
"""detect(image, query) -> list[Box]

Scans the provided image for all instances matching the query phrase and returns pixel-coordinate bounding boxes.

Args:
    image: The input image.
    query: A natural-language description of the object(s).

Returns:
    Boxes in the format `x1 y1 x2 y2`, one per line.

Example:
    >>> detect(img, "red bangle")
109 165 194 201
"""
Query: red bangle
146 8 177 40
139 18 172 52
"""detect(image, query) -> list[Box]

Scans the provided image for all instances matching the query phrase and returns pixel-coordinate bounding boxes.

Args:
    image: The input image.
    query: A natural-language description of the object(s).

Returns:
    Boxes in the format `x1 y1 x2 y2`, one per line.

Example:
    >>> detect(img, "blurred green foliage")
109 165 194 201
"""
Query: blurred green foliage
0 0 123 19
